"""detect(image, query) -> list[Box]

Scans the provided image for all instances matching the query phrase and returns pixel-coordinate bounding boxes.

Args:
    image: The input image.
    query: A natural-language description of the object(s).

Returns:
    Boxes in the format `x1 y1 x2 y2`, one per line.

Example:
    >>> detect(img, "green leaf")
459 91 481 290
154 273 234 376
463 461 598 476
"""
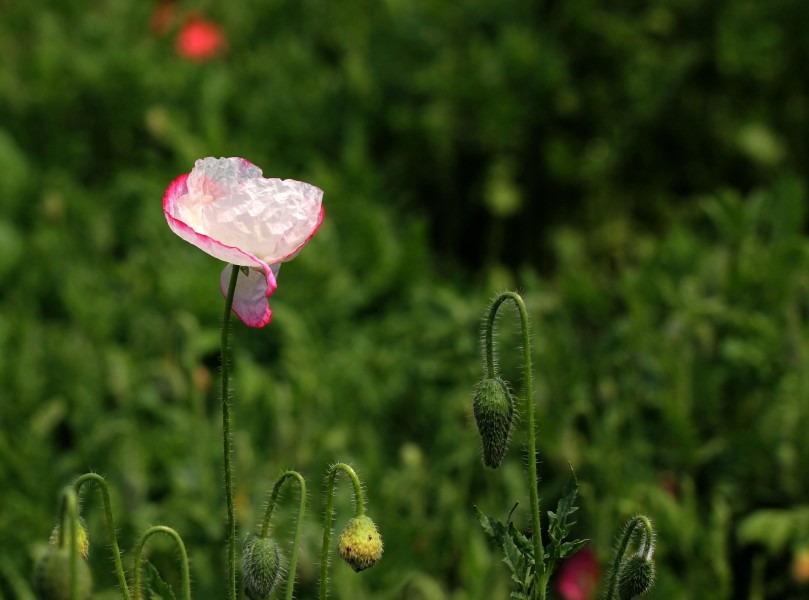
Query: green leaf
143 561 177 600
560 538 588 560
476 506 534 596
475 505 507 541
544 467 585 573
507 522 534 559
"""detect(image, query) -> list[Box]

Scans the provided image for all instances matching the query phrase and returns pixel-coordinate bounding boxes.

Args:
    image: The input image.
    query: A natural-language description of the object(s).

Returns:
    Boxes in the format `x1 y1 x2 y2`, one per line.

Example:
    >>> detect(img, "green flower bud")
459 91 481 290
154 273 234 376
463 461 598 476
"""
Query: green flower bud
337 515 383 572
618 554 656 600
472 377 514 468
242 534 284 600
32 548 92 600
48 517 90 559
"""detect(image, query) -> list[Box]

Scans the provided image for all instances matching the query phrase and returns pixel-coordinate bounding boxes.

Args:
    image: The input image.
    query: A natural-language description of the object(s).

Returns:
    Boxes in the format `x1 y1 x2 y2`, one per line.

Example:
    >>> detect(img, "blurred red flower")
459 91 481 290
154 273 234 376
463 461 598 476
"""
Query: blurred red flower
176 15 226 61
556 546 600 600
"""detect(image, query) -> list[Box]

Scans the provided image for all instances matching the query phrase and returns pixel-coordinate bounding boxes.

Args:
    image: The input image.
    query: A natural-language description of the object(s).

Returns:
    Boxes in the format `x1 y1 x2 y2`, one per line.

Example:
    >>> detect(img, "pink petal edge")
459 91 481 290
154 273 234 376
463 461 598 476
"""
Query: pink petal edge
276 203 326 263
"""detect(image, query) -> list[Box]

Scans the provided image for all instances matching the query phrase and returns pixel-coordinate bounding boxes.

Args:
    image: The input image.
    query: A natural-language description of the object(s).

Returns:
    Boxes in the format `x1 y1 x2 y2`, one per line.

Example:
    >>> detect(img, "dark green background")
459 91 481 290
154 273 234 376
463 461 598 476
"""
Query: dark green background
2 1 809 598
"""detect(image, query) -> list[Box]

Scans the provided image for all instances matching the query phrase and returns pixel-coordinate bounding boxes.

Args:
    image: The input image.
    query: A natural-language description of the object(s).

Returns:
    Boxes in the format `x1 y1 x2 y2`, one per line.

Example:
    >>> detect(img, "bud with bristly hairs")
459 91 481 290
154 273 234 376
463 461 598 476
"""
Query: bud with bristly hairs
473 376 514 468
337 515 384 572
242 534 285 600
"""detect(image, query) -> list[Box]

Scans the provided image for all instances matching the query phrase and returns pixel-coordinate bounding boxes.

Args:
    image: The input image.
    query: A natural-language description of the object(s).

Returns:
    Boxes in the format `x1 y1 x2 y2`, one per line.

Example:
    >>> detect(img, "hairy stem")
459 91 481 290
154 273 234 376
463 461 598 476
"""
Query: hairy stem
485 292 544 597
222 266 240 600
604 515 654 600
319 463 365 600
260 470 307 600
132 526 191 600
57 487 80 600
73 473 131 600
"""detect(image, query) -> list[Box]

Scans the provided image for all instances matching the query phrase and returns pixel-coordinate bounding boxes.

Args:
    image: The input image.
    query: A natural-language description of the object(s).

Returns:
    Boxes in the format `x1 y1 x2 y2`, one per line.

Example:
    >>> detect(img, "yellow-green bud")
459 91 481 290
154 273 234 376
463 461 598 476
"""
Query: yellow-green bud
337 515 383 572
618 555 655 600
48 518 90 559
472 377 514 468
32 548 92 600
242 534 284 600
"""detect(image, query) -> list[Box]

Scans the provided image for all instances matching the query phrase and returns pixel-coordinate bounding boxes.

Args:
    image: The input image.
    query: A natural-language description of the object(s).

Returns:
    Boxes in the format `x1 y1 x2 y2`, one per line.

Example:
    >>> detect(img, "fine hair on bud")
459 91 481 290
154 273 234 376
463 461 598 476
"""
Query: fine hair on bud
32 548 93 600
48 517 90 560
618 554 656 600
472 376 514 468
242 534 285 600
337 515 383 572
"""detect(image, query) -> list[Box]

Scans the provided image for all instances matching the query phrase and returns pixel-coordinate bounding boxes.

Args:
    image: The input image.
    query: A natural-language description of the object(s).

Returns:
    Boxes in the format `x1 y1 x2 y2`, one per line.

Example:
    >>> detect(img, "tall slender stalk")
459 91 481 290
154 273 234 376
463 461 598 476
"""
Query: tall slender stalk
260 470 307 600
604 515 654 600
56 487 80 600
73 473 131 600
485 292 544 598
221 266 240 600
319 463 365 600
132 525 192 600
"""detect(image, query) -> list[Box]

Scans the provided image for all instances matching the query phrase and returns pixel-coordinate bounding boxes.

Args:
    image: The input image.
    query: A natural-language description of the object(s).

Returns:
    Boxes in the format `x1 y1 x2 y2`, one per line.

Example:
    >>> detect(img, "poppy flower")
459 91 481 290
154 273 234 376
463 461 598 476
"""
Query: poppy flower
556 546 600 600
176 15 226 61
163 157 324 327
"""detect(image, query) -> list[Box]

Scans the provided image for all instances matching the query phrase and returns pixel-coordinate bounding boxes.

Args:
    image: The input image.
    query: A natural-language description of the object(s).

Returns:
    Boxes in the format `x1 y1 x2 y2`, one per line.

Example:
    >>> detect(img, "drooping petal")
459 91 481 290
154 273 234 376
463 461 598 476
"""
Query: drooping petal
219 264 278 328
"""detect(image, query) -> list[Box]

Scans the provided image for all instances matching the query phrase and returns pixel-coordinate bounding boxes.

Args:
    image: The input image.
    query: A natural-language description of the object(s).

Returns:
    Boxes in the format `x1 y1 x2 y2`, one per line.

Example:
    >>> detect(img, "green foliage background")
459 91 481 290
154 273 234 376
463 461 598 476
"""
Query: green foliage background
1 1 809 598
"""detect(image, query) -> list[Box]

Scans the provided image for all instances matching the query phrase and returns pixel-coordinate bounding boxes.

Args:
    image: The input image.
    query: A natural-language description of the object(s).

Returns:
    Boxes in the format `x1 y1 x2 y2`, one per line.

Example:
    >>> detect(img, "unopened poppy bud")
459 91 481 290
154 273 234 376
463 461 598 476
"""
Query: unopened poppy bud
618 554 656 600
48 517 90 559
337 515 383 572
472 377 514 468
32 548 92 600
242 534 284 600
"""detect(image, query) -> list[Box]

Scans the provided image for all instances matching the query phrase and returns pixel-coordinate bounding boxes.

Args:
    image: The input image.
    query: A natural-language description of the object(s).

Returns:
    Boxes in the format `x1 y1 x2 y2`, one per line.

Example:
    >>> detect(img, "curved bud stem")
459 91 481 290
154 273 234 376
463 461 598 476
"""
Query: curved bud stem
260 470 307 600
73 473 131 600
133 526 191 600
604 515 655 600
57 487 80 600
319 463 366 600
484 292 544 593
221 265 240 600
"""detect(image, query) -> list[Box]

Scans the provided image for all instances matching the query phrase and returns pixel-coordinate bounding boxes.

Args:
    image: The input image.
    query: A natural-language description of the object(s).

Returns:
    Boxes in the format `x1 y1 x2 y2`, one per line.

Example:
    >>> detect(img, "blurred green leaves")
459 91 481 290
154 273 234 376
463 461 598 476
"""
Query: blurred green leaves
1 1 809 599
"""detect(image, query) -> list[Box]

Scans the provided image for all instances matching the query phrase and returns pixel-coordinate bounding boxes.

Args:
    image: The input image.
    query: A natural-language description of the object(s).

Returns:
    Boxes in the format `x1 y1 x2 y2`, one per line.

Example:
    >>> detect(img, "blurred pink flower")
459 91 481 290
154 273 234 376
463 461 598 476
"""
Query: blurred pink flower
176 14 226 61
163 157 324 327
556 546 600 600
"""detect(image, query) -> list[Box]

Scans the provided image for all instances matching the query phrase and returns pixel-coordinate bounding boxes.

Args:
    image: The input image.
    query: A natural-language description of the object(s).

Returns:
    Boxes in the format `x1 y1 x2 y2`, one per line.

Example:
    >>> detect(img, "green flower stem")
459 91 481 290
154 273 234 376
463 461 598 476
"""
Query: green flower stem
57 487 80 600
73 473 131 600
222 265 240 600
604 515 654 600
260 470 307 600
319 463 365 600
132 526 191 600
485 292 544 598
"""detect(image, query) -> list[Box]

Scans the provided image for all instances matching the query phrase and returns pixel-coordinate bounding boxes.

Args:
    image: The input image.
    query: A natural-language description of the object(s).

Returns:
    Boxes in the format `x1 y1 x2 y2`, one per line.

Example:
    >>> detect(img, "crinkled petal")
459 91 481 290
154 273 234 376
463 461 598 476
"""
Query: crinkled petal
220 264 279 328
163 174 266 270
186 157 262 198
202 178 324 264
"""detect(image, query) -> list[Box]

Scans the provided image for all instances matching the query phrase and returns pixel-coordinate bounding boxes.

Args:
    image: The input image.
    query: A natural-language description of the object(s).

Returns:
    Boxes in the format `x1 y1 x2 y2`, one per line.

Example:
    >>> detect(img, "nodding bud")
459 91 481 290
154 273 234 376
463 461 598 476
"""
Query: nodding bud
48 517 90 559
472 377 514 468
242 534 284 600
32 548 93 600
618 554 656 600
337 515 383 572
